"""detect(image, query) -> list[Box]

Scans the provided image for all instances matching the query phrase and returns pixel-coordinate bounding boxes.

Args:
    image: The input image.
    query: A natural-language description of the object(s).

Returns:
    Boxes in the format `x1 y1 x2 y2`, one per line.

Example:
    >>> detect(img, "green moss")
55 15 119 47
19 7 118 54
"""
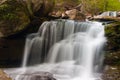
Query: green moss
0 0 21 21
2 13 19 21
0 4 9 11
0 0 30 37
106 0 120 11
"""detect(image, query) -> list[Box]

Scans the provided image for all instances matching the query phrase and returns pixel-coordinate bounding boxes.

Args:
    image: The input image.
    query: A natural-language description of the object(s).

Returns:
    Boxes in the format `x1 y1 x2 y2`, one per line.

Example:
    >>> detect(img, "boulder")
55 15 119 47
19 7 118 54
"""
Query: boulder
65 9 77 19
0 0 30 37
65 9 86 21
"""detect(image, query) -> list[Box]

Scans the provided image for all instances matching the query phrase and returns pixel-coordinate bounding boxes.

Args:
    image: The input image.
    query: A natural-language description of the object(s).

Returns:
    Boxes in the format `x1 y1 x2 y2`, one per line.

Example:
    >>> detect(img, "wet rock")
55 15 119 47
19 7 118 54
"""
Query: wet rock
102 66 120 80
0 37 25 68
30 72 56 80
0 0 30 37
0 69 12 80
18 72 56 80
117 11 120 17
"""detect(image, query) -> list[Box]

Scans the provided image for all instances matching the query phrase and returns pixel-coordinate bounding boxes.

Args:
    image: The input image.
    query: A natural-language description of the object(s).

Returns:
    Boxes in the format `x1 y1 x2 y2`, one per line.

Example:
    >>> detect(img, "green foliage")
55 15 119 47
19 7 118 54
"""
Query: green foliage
106 0 120 11
80 0 120 15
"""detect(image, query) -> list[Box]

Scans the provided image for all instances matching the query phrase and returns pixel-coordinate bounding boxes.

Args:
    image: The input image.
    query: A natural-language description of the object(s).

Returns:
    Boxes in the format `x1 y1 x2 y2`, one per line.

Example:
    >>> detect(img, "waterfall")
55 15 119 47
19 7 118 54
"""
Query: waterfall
5 19 106 80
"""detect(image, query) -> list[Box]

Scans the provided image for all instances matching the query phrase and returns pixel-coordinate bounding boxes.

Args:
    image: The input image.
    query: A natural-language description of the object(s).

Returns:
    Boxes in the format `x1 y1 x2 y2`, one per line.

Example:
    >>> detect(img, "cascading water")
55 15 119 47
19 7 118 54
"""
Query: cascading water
5 19 106 80
99 11 117 17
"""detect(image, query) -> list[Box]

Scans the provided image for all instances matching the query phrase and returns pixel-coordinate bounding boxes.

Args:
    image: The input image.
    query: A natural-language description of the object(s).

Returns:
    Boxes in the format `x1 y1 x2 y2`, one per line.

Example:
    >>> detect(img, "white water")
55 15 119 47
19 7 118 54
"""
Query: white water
5 19 106 80
100 11 117 17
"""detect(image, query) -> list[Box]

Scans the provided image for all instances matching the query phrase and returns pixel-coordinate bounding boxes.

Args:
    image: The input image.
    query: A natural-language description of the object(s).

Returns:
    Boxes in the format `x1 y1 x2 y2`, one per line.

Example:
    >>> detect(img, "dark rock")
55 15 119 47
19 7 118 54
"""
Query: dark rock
93 16 120 22
0 37 25 68
30 72 56 80
19 72 56 80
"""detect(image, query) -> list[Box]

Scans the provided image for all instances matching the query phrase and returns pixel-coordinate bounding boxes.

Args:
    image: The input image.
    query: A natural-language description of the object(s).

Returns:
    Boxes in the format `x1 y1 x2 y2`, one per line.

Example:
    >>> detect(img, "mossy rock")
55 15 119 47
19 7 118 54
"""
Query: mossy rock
0 0 30 37
105 22 120 65
105 22 120 51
